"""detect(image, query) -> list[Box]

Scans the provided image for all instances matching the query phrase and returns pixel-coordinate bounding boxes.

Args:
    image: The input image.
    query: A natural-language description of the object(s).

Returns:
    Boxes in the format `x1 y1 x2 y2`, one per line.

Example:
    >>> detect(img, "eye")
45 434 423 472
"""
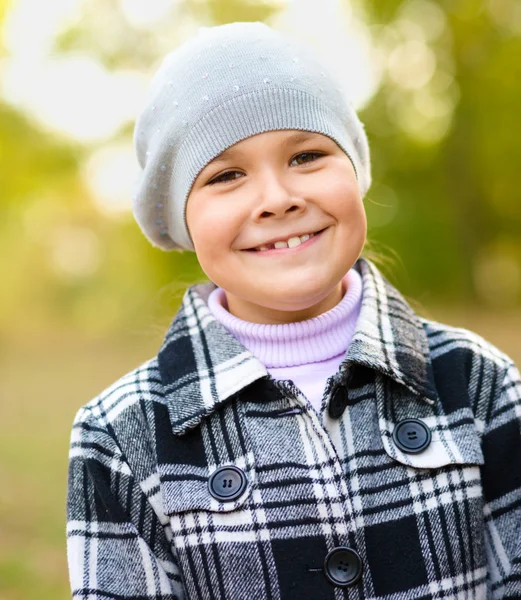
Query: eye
290 151 324 166
207 170 242 186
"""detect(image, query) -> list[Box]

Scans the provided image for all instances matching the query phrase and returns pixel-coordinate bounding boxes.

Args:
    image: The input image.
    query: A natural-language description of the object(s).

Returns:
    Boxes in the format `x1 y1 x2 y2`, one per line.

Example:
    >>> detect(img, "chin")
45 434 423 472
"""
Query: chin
260 285 331 306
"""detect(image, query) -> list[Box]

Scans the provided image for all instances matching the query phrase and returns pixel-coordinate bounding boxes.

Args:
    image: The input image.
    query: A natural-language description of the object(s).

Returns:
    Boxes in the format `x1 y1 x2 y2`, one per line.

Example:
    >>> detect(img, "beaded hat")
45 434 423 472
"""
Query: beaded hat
132 21 371 252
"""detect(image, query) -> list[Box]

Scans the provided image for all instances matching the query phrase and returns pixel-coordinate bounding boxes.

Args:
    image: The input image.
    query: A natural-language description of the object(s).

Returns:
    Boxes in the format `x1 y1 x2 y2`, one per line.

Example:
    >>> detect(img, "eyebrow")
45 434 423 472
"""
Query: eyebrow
207 131 323 167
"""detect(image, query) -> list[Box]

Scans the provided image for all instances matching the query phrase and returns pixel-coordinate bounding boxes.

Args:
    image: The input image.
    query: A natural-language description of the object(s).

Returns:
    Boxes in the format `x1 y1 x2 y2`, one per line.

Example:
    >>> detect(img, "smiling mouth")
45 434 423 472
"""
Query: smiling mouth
243 227 329 254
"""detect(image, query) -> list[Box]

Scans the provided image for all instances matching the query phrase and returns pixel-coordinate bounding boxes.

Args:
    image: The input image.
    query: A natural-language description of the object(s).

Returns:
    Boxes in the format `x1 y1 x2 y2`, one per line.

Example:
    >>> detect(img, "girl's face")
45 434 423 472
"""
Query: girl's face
186 129 367 324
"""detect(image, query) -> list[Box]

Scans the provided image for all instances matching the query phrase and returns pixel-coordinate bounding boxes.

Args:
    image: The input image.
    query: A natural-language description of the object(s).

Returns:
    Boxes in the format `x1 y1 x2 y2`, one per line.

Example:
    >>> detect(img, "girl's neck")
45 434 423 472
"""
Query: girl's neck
206 268 362 368
223 280 346 325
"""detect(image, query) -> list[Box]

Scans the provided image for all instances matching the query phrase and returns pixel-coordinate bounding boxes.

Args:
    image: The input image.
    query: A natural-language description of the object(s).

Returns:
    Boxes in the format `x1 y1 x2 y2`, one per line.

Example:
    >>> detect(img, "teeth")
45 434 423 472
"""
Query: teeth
255 231 315 251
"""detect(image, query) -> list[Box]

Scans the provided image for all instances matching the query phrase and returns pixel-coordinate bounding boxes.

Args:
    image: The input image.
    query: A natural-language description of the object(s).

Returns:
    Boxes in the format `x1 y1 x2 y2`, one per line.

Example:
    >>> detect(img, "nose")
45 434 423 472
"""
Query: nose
251 169 306 221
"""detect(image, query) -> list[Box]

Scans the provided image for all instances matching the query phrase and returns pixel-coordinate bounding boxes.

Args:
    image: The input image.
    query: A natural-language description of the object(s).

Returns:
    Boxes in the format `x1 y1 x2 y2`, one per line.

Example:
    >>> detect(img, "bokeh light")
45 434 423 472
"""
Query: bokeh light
83 142 138 216
48 224 101 279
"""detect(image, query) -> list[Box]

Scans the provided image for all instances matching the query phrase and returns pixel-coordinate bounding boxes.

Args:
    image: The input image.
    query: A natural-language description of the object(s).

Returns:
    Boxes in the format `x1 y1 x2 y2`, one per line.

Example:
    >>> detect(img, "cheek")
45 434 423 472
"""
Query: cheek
333 184 367 240
348 202 367 237
349 197 366 221
189 206 234 253
331 179 364 219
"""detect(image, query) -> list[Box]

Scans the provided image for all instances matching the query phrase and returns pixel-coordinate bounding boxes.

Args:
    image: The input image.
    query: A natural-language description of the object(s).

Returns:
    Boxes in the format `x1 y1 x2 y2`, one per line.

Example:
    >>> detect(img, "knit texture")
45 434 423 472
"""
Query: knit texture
132 21 371 251
207 268 363 412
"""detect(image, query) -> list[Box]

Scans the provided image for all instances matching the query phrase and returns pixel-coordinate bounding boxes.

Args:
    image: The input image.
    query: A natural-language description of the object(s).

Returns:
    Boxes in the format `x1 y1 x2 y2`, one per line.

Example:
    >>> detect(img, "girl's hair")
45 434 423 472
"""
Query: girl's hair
361 238 430 319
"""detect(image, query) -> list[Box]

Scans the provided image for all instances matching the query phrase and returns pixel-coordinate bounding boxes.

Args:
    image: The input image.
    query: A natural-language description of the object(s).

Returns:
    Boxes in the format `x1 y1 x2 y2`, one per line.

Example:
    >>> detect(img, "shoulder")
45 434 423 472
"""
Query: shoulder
418 316 518 419
70 355 163 469
68 354 170 499
73 355 161 428
420 316 513 369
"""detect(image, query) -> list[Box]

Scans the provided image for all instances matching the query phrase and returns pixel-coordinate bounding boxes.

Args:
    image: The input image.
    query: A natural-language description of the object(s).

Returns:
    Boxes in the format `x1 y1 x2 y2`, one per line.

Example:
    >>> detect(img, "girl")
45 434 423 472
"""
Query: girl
66 21 521 600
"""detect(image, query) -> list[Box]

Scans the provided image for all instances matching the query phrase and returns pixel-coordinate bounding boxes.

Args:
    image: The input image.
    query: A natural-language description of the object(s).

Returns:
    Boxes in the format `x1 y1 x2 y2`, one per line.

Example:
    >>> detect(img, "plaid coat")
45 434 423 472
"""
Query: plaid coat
66 256 521 599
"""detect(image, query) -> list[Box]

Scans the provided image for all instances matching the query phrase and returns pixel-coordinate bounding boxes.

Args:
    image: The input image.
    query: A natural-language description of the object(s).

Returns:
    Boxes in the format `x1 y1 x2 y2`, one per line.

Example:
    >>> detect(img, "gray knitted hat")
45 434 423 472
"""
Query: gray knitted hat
132 21 371 252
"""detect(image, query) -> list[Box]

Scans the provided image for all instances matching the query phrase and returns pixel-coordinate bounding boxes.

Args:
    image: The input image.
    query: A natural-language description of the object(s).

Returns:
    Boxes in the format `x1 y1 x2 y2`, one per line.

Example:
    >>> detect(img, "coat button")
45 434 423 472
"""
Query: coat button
208 465 248 501
324 546 363 587
328 385 349 419
392 418 432 454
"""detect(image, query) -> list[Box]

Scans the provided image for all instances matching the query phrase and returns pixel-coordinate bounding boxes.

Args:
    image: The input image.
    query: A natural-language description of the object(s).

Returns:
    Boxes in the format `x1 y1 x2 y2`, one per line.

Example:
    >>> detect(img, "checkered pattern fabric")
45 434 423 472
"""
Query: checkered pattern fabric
66 256 521 599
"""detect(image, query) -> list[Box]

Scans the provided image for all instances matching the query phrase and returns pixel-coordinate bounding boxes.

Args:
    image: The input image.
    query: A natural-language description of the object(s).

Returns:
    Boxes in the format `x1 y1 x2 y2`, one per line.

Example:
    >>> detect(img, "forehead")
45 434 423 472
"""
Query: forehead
207 130 329 166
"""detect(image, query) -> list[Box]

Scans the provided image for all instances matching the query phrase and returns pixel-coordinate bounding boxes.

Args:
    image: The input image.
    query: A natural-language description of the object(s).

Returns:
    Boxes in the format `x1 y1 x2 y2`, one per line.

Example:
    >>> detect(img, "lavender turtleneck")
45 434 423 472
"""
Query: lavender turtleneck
207 268 363 412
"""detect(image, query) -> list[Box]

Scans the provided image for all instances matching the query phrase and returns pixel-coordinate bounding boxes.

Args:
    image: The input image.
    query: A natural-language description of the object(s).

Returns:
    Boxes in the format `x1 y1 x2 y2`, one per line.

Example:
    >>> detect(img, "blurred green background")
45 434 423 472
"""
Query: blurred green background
1 0 520 597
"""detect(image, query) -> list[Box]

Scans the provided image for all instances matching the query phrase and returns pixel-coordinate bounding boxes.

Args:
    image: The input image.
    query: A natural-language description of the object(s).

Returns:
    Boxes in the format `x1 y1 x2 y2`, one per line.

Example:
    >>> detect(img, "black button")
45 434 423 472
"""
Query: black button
328 385 349 419
392 418 432 454
208 466 248 501
324 546 363 587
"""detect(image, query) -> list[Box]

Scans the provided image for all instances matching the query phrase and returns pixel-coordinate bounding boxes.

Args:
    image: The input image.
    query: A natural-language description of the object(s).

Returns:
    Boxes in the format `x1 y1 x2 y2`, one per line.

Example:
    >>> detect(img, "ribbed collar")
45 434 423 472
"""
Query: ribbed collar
206 268 363 368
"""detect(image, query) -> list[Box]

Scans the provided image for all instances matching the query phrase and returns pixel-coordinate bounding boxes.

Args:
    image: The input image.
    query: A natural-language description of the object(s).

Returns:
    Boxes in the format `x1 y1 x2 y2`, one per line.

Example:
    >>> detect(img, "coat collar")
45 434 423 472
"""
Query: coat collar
157 256 438 436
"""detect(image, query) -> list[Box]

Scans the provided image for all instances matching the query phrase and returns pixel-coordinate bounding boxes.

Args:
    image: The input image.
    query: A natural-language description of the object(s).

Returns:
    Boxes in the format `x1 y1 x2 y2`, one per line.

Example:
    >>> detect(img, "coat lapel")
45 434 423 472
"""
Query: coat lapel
346 258 438 403
157 277 269 436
